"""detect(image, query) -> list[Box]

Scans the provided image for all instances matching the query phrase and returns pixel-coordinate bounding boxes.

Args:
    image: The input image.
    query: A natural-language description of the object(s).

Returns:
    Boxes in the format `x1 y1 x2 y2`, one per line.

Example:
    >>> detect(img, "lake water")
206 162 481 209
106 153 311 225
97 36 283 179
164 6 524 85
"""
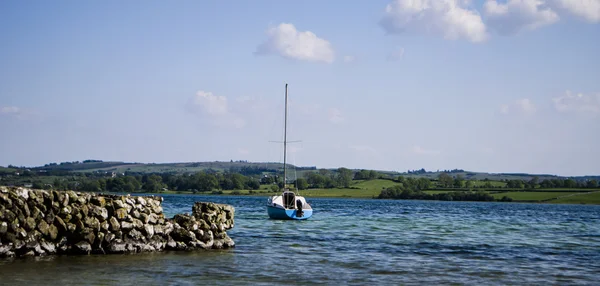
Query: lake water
1 195 599 285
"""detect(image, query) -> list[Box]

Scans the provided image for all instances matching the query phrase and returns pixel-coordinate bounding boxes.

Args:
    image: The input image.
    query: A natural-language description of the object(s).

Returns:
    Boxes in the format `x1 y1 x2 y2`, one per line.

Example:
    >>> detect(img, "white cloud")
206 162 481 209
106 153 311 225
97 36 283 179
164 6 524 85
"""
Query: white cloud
484 0 560 34
387 47 405 61
554 0 600 22
516 98 537 114
192 91 228 115
412 145 441 155
343 55 355 63
380 0 488 43
189 91 246 128
500 98 537 115
328 108 344 124
255 23 335 63
553 90 600 114
0 106 20 115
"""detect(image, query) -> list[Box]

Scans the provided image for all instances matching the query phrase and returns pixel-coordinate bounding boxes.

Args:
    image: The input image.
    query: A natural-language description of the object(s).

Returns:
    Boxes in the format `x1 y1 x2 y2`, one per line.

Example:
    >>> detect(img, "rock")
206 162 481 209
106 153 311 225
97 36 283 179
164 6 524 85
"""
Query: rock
108 240 127 253
24 217 36 231
115 208 128 220
44 210 55 225
31 206 45 221
16 227 27 239
48 225 58 241
121 221 134 231
104 232 116 244
90 196 106 207
100 221 109 232
0 221 7 234
15 188 29 200
109 217 120 232
80 204 89 217
74 241 92 254
54 216 68 234
113 199 125 209
166 237 176 249
153 224 164 235
84 216 100 232
0 245 15 257
81 229 96 244
147 213 158 224
140 213 150 224
128 229 144 241
40 240 56 254
143 225 154 238
132 218 144 230
67 223 76 233
3 209 16 223
95 232 105 247
132 209 140 219
171 228 196 243
0 188 236 257
91 206 108 221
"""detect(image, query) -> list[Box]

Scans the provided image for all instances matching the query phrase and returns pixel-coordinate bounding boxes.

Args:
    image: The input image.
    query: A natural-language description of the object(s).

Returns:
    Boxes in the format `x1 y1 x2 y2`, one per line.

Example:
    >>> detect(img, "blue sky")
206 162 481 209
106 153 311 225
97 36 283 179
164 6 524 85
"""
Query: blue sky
1 0 599 176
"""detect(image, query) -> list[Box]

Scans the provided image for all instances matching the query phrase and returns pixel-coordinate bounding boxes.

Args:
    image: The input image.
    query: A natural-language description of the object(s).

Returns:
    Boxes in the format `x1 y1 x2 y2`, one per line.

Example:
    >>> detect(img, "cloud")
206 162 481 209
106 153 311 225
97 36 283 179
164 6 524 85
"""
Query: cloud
554 0 600 23
0 106 21 116
380 0 488 43
343 55 355 63
328 108 344 124
237 148 249 155
188 90 246 128
484 0 560 34
516 98 537 114
255 23 335 63
192 91 228 115
387 47 405 61
552 90 600 114
0 106 38 120
500 98 537 115
412 145 441 155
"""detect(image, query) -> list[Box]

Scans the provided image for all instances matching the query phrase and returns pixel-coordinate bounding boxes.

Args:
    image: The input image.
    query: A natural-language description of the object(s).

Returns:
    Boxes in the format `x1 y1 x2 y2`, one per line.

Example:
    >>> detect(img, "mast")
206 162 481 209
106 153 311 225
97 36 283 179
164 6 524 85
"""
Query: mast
283 83 288 190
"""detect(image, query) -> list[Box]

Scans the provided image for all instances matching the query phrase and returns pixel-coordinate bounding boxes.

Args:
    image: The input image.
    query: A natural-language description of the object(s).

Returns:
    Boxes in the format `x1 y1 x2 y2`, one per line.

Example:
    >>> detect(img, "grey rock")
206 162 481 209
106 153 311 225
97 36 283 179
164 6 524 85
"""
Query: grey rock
109 217 120 232
0 221 7 234
74 241 92 254
40 240 56 254
121 221 133 231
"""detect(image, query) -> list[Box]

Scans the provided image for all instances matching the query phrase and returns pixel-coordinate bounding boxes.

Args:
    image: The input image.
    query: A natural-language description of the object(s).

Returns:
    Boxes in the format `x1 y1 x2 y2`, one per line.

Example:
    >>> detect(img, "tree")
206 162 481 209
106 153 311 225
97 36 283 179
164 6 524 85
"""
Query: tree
528 176 539 189
438 173 453 188
142 174 166 192
465 180 474 190
336 167 353 188
453 175 464 188
295 178 308 190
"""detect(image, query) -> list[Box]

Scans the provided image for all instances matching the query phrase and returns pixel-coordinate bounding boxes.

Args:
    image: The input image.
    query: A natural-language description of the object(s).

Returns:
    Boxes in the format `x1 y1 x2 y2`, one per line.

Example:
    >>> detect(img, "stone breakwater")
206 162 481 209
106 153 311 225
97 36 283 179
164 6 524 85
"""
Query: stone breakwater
0 186 235 258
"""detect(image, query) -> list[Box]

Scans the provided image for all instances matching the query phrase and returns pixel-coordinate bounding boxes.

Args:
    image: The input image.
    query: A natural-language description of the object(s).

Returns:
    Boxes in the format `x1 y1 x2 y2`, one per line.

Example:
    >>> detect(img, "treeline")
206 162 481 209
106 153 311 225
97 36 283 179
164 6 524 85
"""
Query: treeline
378 185 512 202
52 172 264 193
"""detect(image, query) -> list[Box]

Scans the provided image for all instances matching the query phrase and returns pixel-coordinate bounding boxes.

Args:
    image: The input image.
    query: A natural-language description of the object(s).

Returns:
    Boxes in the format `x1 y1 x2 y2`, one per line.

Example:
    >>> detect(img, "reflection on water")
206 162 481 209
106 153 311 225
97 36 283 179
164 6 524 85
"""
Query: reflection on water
1 195 599 285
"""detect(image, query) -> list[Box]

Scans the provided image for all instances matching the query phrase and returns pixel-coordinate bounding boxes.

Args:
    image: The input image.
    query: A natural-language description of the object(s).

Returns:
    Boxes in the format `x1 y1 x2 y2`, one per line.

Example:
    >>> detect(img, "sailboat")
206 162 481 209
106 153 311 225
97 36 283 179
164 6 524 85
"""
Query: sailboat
266 83 313 220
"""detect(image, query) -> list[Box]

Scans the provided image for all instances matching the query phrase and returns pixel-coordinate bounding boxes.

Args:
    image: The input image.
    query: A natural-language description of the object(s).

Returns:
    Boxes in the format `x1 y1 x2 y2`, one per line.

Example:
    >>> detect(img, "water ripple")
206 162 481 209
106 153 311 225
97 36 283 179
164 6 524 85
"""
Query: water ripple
1 195 599 285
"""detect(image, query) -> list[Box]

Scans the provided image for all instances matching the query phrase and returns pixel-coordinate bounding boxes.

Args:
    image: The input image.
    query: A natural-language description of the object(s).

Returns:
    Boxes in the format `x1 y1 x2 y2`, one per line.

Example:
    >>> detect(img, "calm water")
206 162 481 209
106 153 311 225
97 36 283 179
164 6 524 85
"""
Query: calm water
1 195 600 285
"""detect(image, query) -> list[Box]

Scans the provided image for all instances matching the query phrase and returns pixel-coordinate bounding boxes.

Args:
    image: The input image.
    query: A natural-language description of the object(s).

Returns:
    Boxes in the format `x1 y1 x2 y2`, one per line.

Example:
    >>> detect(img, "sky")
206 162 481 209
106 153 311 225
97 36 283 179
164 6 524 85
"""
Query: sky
1 0 599 176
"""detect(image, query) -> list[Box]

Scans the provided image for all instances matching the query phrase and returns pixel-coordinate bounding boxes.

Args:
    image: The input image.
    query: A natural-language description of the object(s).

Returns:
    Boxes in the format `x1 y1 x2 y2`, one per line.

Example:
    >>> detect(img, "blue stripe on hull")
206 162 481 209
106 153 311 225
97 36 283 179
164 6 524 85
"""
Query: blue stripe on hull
267 205 313 220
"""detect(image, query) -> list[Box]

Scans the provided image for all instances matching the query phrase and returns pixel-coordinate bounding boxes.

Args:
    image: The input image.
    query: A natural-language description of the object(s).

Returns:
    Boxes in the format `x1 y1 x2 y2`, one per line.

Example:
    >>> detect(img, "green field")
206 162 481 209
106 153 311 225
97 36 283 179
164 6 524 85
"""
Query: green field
551 192 600 204
490 192 577 201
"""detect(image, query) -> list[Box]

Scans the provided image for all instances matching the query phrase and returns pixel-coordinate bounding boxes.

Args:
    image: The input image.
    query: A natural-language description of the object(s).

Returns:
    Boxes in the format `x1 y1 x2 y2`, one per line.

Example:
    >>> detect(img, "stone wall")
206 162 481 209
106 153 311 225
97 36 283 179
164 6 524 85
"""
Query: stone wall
0 186 235 258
